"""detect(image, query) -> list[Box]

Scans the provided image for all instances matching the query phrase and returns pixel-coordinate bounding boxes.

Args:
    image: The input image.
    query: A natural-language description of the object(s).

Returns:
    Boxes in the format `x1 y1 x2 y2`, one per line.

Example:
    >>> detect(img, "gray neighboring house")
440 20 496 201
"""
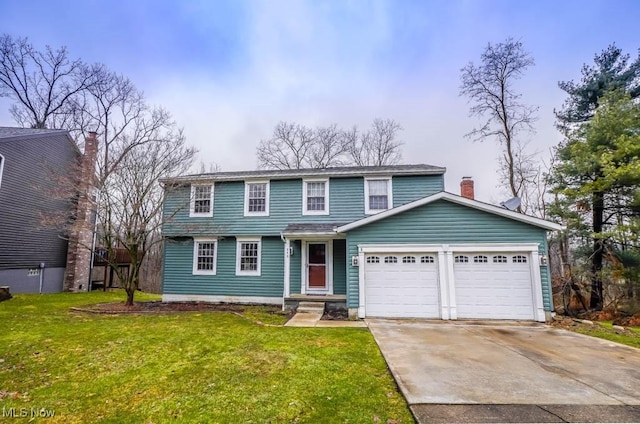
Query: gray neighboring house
0 127 80 293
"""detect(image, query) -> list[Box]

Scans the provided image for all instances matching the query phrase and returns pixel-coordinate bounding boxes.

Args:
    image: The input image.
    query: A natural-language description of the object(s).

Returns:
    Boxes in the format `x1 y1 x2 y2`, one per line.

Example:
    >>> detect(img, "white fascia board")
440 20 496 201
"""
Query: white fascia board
358 244 445 253
337 191 565 232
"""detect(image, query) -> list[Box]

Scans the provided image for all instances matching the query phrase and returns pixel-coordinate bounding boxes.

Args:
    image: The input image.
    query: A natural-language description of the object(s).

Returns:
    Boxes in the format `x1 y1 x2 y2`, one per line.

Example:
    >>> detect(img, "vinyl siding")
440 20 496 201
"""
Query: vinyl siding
332 239 347 295
289 240 302 294
162 174 445 237
162 172 445 298
0 133 78 272
345 199 552 310
393 175 444 207
163 236 284 298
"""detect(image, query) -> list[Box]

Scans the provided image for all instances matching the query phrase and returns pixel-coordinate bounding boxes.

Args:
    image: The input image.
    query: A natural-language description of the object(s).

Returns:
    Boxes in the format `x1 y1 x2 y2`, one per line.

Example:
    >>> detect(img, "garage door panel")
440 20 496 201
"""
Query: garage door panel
365 253 440 318
454 252 535 320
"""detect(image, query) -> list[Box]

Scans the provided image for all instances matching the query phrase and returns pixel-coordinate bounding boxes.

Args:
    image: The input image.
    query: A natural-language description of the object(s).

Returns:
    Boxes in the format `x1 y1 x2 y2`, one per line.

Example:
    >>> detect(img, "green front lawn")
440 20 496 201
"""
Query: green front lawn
0 291 412 423
566 320 640 349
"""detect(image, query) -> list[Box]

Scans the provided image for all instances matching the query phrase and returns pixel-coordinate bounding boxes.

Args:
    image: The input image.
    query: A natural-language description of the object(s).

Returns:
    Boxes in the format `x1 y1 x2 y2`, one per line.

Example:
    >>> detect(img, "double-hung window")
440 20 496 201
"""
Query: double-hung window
303 179 329 215
190 184 213 217
192 238 217 275
236 237 261 276
244 181 269 216
365 178 392 214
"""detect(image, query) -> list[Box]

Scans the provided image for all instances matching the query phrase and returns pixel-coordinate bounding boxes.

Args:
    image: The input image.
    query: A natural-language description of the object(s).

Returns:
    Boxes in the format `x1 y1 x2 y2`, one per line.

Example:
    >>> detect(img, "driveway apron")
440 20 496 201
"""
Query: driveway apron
367 319 640 423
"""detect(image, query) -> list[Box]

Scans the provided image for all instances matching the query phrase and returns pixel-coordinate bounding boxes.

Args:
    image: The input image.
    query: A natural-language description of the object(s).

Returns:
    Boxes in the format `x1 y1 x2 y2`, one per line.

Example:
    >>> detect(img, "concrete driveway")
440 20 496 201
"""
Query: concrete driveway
367 319 640 423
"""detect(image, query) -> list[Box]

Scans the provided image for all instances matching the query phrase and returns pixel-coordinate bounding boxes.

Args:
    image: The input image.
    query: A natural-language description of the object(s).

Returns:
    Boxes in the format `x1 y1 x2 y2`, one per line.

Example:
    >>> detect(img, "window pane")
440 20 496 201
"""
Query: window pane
368 180 389 210
306 182 326 211
369 195 388 210
193 185 211 214
368 180 388 195
307 182 325 197
240 242 259 271
307 196 325 211
248 183 266 212
197 242 215 271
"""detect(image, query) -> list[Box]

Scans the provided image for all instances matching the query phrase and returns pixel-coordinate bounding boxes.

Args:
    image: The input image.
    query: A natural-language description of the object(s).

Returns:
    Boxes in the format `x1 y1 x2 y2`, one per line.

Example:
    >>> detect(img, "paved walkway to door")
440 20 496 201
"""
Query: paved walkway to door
367 319 640 423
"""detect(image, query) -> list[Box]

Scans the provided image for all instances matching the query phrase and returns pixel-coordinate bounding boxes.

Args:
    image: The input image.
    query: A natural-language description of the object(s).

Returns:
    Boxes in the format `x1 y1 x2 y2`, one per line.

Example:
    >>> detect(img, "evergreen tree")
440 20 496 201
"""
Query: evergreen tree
552 89 640 310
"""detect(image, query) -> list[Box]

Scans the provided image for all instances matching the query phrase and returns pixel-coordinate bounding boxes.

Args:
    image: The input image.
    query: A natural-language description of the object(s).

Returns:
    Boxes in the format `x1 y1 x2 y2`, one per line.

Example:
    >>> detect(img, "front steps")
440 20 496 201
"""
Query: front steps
297 301 325 314
284 302 324 327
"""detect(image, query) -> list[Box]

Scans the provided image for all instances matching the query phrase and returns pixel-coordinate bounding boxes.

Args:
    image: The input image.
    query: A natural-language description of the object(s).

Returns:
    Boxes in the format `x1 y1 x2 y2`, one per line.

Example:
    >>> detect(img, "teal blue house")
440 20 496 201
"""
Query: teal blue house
161 165 562 321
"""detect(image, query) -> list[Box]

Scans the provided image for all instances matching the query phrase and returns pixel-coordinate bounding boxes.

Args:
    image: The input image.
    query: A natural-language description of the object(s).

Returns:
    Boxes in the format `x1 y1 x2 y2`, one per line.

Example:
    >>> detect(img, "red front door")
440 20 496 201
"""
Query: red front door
307 243 327 289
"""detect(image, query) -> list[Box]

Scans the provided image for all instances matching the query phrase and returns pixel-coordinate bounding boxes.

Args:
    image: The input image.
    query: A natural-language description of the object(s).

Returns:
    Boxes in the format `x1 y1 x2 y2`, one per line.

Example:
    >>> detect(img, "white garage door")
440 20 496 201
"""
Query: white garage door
454 253 534 320
365 254 440 318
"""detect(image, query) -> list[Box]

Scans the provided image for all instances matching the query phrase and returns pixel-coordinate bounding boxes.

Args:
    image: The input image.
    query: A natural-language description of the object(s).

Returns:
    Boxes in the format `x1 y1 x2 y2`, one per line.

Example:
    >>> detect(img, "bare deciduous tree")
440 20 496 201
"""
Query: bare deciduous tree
346 118 403 166
257 121 316 169
97 130 195 305
257 119 403 169
0 35 197 304
0 34 101 129
309 123 350 168
66 70 196 304
460 38 539 209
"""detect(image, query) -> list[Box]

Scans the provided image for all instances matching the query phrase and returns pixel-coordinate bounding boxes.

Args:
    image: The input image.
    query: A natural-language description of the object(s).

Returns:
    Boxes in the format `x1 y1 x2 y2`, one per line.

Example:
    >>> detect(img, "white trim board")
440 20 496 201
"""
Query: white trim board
235 236 262 276
244 180 270 216
192 237 218 275
337 191 564 232
302 178 330 216
189 183 214 217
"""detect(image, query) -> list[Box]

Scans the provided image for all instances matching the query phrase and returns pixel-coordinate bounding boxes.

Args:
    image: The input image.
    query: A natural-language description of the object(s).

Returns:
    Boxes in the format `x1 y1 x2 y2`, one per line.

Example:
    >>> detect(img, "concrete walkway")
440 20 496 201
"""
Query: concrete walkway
284 312 367 328
367 319 640 423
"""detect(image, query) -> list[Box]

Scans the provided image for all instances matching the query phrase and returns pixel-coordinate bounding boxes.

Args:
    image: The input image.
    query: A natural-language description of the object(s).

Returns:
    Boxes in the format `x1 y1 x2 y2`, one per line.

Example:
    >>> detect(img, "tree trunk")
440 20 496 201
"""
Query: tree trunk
589 191 605 310
125 287 135 306
559 232 588 313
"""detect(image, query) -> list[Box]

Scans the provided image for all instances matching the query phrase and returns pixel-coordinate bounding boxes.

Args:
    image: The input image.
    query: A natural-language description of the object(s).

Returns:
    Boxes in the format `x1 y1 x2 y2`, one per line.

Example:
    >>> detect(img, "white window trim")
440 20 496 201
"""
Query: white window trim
364 177 393 215
192 237 217 275
0 153 4 188
236 236 262 276
189 184 214 217
302 178 329 215
244 180 270 216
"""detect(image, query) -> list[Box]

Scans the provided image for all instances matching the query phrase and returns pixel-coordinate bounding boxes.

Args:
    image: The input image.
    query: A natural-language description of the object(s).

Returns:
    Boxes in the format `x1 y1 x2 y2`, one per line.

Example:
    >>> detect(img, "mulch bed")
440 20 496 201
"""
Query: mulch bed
71 301 281 315
321 309 348 321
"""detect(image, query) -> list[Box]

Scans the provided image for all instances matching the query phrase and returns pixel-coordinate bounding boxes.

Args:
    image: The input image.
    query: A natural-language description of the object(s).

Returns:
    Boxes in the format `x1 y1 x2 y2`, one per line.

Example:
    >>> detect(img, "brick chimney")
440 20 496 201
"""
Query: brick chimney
460 176 474 200
63 132 98 292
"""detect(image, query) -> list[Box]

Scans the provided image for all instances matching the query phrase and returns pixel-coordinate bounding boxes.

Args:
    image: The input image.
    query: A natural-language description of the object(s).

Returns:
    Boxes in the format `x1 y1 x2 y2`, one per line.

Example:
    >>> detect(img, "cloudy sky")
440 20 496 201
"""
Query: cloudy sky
0 0 638 201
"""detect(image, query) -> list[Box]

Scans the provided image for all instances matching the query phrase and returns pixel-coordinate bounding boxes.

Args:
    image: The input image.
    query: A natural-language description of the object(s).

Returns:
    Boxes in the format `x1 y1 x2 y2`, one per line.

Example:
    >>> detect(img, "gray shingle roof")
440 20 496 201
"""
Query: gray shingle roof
0 127 68 142
283 223 346 234
162 164 446 184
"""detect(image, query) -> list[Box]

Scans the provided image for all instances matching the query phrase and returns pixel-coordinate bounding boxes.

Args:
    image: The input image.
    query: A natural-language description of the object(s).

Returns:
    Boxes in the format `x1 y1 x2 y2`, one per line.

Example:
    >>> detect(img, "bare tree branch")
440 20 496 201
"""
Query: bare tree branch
257 119 403 169
460 38 539 209
0 34 102 129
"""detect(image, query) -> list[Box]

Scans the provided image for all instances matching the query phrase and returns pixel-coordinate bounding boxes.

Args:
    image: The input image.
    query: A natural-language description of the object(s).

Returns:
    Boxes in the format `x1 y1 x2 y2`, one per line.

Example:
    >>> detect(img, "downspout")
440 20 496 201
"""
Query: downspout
38 262 45 294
